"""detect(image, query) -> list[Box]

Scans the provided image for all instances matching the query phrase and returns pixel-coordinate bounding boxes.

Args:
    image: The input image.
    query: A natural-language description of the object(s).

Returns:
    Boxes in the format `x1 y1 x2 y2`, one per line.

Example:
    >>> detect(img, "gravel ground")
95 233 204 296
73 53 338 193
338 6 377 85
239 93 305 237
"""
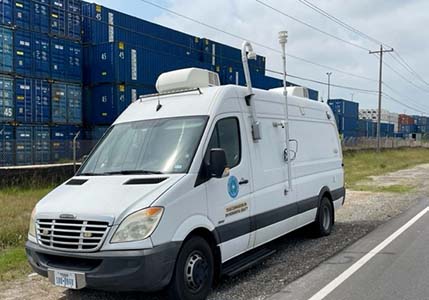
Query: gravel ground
2 164 429 300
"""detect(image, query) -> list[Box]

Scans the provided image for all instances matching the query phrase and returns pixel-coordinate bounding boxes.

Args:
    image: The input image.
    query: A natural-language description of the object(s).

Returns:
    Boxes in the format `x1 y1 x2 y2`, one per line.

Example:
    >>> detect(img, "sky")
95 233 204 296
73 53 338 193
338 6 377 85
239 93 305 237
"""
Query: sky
94 0 429 115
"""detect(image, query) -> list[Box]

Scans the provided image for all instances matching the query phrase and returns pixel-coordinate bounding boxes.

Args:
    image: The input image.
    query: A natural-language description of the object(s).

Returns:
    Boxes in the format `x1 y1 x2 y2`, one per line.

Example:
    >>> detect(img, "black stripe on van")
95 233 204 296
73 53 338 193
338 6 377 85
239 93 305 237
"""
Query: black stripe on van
215 187 345 244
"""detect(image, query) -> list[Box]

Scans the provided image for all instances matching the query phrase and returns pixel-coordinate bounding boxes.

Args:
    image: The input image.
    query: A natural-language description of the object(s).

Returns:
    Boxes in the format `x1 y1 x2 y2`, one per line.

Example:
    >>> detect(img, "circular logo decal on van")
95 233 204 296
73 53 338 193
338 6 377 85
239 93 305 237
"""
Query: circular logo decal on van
228 176 239 199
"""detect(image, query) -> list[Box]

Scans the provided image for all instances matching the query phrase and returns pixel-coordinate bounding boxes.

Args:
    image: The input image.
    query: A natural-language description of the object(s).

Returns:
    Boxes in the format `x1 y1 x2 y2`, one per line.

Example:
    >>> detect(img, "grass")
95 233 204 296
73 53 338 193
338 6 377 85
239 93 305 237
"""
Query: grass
0 187 53 281
1 148 429 282
344 147 429 190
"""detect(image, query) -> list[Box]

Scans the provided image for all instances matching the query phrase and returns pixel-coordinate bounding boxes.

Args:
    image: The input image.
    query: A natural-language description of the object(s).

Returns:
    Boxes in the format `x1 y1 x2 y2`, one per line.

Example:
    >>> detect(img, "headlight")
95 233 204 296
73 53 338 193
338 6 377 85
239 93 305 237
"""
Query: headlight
28 207 36 237
111 207 164 243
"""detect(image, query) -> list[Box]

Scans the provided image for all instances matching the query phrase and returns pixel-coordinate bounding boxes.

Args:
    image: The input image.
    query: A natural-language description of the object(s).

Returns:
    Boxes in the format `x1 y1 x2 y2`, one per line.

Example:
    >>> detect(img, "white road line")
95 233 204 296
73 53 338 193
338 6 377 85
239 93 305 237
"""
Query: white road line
308 206 429 300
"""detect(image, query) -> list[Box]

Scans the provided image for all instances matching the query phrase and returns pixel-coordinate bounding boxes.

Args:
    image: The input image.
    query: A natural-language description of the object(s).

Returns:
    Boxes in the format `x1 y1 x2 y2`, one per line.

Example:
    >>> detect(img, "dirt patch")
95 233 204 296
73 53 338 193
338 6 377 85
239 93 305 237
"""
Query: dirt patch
2 164 429 300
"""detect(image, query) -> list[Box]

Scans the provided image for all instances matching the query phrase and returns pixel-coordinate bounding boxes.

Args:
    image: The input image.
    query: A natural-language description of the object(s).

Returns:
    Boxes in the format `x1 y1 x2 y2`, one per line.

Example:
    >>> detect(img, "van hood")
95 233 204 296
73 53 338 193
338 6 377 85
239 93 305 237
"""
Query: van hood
35 174 184 225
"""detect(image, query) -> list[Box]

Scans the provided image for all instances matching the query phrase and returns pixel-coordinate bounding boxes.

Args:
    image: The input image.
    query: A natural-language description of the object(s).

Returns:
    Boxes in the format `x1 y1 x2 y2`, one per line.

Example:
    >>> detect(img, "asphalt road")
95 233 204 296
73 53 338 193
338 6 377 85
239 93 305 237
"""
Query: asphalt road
269 198 429 300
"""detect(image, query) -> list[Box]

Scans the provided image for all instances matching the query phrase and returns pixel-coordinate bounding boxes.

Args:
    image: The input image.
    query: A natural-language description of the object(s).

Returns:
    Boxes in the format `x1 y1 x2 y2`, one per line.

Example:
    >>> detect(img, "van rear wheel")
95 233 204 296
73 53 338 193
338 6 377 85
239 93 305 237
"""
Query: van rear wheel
312 197 334 237
167 236 214 300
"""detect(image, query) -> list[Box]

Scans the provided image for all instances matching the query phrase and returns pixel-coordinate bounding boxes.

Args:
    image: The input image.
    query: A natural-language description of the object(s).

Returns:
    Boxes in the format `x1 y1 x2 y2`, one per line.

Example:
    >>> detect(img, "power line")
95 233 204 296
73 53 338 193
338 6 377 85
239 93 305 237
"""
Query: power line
138 0 378 83
266 69 378 94
295 0 429 95
383 82 429 113
296 0 391 48
383 93 428 115
255 0 370 52
388 52 429 88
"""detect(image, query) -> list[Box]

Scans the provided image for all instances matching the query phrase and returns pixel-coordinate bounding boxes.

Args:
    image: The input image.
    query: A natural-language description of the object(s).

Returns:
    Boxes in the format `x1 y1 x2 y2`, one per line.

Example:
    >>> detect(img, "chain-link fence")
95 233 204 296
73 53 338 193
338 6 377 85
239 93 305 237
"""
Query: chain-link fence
342 137 429 151
0 139 98 168
2 137 429 168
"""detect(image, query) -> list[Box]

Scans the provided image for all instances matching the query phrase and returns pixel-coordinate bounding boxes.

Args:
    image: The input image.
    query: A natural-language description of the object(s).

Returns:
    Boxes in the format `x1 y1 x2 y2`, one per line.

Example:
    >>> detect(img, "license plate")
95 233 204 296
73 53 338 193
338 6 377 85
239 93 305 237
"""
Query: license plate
53 270 77 289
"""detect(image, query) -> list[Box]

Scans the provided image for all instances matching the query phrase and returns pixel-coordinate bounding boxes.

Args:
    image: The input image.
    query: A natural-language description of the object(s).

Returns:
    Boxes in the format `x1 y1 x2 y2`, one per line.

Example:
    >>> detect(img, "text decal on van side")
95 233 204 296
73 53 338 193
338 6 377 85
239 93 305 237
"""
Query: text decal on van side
228 176 239 198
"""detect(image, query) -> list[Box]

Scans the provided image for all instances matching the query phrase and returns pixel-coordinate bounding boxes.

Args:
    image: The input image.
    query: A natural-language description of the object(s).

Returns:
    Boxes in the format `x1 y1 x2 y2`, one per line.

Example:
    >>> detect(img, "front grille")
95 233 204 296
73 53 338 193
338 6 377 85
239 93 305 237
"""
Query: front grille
36 219 109 252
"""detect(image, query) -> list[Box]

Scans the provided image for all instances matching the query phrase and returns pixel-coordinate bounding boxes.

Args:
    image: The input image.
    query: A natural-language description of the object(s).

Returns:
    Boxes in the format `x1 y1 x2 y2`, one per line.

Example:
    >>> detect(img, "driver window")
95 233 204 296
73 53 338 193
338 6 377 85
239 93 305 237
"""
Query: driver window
205 117 241 168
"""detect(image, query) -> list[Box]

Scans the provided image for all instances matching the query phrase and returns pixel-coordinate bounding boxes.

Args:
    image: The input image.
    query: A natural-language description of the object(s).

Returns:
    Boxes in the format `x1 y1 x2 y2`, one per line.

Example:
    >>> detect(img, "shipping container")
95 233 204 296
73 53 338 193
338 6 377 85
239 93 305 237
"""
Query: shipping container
0 124 14 166
328 99 359 118
34 79 51 123
0 26 13 73
33 32 50 77
0 75 14 122
15 78 33 123
400 124 417 134
50 124 81 161
14 29 32 76
15 125 32 165
82 3 201 59
14 0 31 30
67 83 82 124
83 84 156 125
33 125 50 163
376 122 394 137
32 0 50 33
200 38 266 72
50 0 66 37
0 0 13 26
51 37 82 81
66 0 82 40
398 114 414 126
51 82 67 123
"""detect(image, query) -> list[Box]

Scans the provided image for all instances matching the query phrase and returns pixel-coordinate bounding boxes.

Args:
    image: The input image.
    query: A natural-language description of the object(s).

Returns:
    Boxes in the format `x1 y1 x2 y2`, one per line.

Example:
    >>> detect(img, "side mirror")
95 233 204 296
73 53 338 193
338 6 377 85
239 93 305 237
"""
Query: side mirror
209 148 228 178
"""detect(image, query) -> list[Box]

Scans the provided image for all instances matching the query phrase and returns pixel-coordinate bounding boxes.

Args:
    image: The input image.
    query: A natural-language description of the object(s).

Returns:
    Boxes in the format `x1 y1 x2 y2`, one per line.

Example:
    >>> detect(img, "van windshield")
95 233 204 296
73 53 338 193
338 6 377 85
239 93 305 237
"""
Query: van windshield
79 116 208 175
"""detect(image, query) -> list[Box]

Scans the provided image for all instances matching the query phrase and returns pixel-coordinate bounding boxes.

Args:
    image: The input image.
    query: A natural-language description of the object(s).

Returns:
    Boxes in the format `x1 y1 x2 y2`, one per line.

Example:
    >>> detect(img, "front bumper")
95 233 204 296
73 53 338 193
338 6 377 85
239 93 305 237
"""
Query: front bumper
25 240 181 292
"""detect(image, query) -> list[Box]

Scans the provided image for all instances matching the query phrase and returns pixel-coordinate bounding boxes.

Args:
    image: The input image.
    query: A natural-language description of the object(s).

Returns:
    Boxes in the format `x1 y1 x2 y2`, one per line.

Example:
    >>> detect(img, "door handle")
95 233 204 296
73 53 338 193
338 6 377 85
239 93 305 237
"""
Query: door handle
239 179 249 185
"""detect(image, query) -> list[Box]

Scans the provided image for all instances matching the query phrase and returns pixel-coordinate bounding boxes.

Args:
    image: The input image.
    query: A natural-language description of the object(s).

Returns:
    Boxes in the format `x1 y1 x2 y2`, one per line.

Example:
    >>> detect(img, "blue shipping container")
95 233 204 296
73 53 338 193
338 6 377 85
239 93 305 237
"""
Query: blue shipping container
84 84 156 125
0 0 13 26
0 75 14 122
32 0 50 33
14 0 31 30
328 99 359 118
15 125 32 165
0 26 13 73
15 78 32 123
50 124 81 161
67 84 82 124
51 82 67 123
82 3 200 59
400 124 416 134
34 79 51 123
14 29 32 76
33 32 50 77
34 125 50 164
0 124 14 166
50 0 66 37
67 0 82 40
51 38 82 81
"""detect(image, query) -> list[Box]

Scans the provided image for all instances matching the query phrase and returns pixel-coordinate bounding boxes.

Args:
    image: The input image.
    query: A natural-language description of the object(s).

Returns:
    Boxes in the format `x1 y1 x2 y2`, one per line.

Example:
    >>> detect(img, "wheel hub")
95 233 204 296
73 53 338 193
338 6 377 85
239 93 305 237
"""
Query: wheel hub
185 252 208 292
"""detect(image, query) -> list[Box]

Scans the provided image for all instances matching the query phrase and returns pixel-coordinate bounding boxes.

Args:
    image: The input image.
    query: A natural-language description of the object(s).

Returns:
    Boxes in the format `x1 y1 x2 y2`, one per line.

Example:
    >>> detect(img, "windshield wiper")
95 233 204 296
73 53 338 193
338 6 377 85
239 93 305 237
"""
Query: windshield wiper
104 170 164 175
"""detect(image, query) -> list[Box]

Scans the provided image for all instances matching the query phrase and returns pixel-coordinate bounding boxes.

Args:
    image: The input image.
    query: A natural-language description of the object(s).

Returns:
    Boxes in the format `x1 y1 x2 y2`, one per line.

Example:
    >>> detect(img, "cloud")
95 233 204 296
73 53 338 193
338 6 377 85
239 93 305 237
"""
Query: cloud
153 0 429 114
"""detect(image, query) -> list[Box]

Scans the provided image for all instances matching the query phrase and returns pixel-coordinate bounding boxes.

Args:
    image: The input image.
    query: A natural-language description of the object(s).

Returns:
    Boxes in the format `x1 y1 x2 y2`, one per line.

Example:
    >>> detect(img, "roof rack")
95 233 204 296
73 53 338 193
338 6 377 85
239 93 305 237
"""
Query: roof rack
138 88 203 100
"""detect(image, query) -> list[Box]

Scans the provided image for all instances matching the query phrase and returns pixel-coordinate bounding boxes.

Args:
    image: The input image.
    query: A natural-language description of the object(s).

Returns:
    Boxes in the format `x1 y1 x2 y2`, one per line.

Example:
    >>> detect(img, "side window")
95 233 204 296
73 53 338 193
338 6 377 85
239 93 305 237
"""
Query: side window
205 117 241 168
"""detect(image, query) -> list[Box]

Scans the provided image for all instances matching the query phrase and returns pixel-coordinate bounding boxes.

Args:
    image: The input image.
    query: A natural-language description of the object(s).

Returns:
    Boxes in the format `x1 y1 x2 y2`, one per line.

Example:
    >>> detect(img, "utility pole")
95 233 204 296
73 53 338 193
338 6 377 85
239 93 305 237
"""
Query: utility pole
326 72 332 100
369 45 394 152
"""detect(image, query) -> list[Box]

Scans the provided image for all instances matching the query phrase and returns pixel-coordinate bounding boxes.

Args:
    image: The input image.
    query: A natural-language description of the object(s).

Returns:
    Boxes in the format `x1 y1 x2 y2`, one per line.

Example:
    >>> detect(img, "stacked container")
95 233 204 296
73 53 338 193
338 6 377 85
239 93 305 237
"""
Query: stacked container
0 0 83 166
328 99 359 137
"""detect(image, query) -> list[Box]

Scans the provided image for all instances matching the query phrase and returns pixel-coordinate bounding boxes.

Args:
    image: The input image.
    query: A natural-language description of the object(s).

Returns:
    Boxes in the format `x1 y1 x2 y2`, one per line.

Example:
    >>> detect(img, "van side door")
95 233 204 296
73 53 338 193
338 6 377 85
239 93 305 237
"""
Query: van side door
204 115 252 262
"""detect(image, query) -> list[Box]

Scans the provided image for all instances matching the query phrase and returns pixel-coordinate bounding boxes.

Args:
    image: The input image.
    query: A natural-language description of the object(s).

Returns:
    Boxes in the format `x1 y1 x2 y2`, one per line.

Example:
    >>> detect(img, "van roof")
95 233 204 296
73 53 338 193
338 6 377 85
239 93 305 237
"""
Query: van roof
114 85 330 125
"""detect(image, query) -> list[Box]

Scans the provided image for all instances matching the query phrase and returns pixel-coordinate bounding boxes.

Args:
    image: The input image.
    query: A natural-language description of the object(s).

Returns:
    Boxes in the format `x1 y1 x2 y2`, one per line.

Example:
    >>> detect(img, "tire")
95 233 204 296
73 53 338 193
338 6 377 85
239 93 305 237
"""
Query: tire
312 197 334 237
167 236 214 300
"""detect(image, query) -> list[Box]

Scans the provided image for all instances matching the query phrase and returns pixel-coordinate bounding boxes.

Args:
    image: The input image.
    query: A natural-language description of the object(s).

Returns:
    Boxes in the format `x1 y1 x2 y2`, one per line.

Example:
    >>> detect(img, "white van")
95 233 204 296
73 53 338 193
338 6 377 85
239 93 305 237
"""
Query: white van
26 66 344 300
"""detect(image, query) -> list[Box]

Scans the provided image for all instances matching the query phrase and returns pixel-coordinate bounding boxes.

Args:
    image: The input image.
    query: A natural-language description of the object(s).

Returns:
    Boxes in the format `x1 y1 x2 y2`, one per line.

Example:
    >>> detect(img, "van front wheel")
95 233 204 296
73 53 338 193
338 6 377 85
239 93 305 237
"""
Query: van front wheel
167 236 214 300
312 197 334 237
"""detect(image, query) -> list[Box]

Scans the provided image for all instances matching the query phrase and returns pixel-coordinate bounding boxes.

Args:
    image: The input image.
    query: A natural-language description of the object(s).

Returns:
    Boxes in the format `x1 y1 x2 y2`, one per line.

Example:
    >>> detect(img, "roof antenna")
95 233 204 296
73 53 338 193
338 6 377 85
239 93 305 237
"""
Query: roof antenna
156 95 162 111
279 30 293 192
